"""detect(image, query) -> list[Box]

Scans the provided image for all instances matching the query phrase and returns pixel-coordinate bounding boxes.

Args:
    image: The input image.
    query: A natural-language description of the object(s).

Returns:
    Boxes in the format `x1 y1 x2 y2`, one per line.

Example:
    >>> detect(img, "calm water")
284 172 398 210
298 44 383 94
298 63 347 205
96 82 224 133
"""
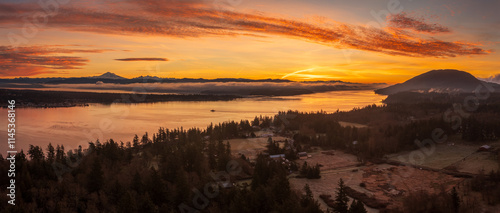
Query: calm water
0 90 385 152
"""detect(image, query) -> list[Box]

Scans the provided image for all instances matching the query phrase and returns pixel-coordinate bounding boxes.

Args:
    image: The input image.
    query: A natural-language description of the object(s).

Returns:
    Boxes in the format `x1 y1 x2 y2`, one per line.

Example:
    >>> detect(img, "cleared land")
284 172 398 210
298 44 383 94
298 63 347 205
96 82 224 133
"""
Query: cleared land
290 150 375 212
295 149 360 171
291 165 464 212
290 150 468 212
359 164 463 211
228 136 289 160
338 121 368 128
452 151 499 174
229 135 498 212
386 140 499 174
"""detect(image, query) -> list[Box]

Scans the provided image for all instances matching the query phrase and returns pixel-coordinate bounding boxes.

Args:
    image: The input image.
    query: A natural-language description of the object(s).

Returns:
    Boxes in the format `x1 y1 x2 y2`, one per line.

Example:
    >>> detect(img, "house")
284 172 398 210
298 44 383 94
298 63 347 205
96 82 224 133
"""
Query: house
478 145 491 152
217 181 233 189
270 154 286 160
298 152 308 160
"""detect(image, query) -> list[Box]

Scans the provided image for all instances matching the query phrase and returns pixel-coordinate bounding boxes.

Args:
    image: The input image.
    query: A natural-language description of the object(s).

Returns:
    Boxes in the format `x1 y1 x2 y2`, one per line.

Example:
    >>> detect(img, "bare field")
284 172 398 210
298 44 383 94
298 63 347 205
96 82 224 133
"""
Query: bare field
339 121 368 128
228 136 289 159
360 164 464 211
296 149 360 171
453 151 499 174
386 141 499 174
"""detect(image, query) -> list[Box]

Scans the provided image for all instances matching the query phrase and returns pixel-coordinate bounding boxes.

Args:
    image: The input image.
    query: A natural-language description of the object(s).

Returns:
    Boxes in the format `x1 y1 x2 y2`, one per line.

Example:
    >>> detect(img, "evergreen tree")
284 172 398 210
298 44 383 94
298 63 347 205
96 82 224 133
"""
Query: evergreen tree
251 155 271 190
109 180 124 204
349 200 367 213
46 143 55 163
312 164 321 179
141 132 150 145
217 140 230 171
28 145 45 161
173 168 190 205
252 116 259 126
131 171 143 194
55 145 66 163
207 140 217 170
184 144 202 173
133 134 139 148
299 184 322 213
269 170 291 204
333 178 349 213
140 192 158 213
87 158 104 193
300 162 308 176
451 187 460 213
250 132 256 137
118 191 138 213
301 184 314 206
77 145 83 158
148 169 167 205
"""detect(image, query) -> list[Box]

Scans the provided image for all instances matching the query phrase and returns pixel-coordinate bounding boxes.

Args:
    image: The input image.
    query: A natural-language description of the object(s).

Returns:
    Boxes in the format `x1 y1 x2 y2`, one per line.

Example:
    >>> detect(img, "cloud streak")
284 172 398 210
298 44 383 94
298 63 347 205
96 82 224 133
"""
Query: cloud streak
115 58 168 61
0 0 491 59
0 45 112 76
387 13 450 34
281 68 318 79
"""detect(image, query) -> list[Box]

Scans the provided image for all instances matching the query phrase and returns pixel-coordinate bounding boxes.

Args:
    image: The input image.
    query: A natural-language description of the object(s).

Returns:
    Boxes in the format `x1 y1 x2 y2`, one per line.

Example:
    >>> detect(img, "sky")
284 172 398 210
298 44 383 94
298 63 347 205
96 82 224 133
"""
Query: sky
0 0 499 83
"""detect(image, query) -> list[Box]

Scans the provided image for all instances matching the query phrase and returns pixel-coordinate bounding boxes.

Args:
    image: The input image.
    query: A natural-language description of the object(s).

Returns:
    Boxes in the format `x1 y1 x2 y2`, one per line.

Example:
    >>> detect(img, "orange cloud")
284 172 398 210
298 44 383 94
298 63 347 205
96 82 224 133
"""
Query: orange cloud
0 64 51 77
387 12 451 34
115 58 168 61
0 0 491 58
0 45 111 76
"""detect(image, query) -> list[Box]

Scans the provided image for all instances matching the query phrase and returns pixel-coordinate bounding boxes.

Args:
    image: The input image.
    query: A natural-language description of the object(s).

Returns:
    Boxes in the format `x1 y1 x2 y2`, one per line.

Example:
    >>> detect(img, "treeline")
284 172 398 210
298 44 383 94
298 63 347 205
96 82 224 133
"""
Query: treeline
299 162 321 179
0 89 240 108
383 92 500 106
276 92 500 159
461 116 500 141
0 122 323 212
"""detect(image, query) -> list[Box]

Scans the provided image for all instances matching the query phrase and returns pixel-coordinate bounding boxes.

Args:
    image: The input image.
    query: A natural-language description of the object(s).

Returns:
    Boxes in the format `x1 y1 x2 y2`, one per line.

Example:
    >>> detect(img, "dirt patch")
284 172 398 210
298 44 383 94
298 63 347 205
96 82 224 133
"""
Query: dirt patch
291 150 466 212
360 164 464 211
296 150 360 171
339 121 368 128
344 186 388 209
321 151 335 155
319 194 335 208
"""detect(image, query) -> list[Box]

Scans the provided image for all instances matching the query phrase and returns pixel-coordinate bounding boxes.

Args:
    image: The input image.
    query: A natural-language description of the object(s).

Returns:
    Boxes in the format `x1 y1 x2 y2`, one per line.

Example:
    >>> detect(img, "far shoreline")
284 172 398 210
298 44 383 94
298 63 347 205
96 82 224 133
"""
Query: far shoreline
0 89 242 108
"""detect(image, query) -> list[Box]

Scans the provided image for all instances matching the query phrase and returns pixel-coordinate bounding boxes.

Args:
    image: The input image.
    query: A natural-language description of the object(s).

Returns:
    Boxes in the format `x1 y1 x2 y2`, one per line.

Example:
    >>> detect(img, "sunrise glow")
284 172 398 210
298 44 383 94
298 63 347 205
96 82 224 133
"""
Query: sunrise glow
0 0 498 83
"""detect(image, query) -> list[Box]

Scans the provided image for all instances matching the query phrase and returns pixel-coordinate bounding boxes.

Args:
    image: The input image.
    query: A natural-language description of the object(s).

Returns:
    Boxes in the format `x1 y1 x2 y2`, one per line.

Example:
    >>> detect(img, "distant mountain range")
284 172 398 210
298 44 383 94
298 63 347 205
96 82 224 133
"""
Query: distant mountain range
375 69 499 95
2 70 496 96
0 72 306 84
0 72 388 96
0 72 366 84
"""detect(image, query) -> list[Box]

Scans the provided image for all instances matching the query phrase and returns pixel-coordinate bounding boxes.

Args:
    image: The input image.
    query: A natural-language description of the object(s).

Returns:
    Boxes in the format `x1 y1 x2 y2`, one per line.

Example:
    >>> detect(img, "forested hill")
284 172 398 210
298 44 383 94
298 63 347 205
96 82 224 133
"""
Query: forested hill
376 69 500 95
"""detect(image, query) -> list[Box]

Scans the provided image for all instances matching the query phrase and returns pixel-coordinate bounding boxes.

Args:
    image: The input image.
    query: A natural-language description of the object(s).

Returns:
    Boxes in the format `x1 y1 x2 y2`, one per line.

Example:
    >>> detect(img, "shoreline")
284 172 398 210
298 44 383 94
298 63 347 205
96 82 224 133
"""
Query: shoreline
0 89 242 108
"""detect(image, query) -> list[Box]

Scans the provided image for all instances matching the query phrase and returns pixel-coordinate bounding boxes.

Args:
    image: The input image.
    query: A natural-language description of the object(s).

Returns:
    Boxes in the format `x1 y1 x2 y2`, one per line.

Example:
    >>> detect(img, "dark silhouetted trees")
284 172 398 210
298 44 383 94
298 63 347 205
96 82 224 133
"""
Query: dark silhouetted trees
334 178 349 213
